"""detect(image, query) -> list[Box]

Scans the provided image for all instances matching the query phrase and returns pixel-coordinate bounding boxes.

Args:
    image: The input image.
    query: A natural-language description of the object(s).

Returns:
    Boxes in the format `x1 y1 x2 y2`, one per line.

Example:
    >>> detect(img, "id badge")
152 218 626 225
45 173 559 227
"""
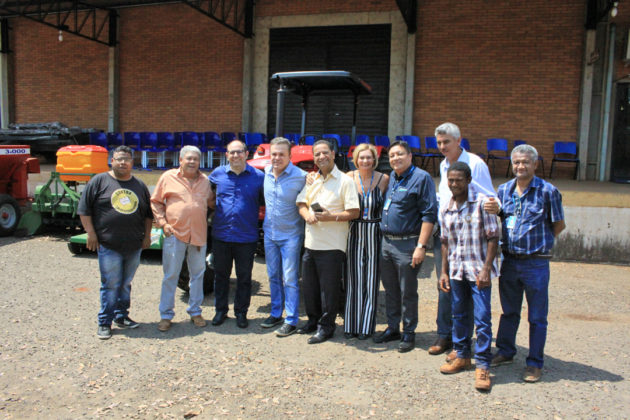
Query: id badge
506 215 516 229
363 208 369 219
383 198 392 211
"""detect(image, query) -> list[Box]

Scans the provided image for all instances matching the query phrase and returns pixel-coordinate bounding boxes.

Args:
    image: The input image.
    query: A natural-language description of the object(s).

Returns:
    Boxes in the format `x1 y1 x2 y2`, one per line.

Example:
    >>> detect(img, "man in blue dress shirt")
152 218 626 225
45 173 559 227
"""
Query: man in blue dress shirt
260 137 306 337
375 140 438 353
486 144 565 383
209 139 265 329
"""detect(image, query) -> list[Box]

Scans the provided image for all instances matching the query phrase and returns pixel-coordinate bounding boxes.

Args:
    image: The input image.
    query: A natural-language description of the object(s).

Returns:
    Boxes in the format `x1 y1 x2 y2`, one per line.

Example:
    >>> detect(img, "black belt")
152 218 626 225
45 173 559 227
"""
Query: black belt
352 219 381 224
383 234 419 240
503 252 552 260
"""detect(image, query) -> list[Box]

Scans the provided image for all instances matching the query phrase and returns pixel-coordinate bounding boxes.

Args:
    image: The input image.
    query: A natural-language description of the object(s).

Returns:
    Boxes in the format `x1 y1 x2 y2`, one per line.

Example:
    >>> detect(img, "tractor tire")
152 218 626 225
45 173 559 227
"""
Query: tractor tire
67 242 86 255
177 257 215 295
0 194 21 237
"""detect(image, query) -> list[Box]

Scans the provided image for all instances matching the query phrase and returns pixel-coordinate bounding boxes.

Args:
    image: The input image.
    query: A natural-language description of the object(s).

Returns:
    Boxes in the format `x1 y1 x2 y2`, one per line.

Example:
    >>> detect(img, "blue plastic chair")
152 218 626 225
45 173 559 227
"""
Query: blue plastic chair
550 141 579 179
156 132 174 168
243 132 265 152
486 138 510 177
461 138 471 152
355 134 370 145
322 134 341 148
139 132 160 169
396 135 422 166
89 132 108 148
419 136 441 176
122 132 142 169
203 131 224 167
375 135 390 147
284 133 300 144
221 132 237 146
301 135 318 146
106 132 123 150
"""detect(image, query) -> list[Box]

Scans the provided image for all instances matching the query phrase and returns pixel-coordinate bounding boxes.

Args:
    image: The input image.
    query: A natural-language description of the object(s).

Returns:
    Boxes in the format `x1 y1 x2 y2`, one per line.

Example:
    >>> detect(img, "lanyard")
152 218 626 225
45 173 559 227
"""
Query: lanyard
512 193 522 217
359 172 374 220
392 166 414 192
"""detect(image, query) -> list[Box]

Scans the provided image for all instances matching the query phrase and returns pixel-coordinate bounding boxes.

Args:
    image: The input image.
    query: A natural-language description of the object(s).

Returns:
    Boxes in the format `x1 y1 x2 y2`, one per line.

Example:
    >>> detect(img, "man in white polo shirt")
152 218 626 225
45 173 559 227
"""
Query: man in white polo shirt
296 140 360 344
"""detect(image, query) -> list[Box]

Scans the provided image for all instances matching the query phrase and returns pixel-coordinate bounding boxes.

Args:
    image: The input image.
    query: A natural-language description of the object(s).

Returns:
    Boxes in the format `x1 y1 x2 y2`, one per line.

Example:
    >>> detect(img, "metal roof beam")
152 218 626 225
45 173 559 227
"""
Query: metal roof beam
181 0 252 38
0 0 117 45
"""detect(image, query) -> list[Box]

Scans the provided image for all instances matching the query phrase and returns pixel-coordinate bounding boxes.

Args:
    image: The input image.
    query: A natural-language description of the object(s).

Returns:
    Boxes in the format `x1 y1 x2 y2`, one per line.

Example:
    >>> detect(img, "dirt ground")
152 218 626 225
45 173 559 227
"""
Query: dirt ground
0 233 629 419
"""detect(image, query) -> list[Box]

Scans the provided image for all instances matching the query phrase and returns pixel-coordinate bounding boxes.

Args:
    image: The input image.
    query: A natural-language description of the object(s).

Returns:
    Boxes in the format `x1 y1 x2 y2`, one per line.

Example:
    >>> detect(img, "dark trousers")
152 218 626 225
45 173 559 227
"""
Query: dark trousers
213 238 257 315
301 248 345 335
380 237 421 334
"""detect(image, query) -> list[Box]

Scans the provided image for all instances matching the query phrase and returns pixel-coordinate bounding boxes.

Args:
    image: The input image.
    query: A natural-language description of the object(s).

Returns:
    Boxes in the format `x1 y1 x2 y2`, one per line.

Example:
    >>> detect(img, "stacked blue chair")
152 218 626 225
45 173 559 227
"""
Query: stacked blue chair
340 135 352 152
513 140 545 177
139 132 160 169
375 135 390 147
486 138 511 177
89 132 108 148
550 141 579 179
322 134 341 147
156 132 175 169
243 132 265 152
396 135 423 166
123 132 142 169
300 135 318 145
355 134 370 145
170 132 184 166
221 132 237 145
461 138 471 152
203 131 223 167
284 133 300 144
106 132 123 161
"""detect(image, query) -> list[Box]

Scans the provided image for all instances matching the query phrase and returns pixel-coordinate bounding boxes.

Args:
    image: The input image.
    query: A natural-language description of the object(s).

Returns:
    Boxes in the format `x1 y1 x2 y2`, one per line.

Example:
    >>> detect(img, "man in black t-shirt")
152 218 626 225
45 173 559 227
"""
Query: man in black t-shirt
78 145 153 340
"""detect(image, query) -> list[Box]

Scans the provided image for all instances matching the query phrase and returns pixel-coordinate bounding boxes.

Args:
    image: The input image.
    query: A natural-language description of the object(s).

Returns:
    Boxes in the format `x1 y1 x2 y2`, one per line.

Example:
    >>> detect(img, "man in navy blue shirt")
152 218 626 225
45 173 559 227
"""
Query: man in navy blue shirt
486 144 565 383
375 140 437 353
209 139 265 328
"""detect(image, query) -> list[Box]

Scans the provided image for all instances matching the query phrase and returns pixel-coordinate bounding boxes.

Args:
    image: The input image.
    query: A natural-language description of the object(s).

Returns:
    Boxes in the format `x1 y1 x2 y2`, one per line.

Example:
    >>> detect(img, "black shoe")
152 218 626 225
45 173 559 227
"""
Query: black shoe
97 325 112 340
344 332 356 339
398 333 416 353
357 333 371 340
236 313 248 329
275 323 297 337
308 331 332 344
373 328 401 343
113 316 139 329
261 316 284 329
296 323 317 334
211 311 228 326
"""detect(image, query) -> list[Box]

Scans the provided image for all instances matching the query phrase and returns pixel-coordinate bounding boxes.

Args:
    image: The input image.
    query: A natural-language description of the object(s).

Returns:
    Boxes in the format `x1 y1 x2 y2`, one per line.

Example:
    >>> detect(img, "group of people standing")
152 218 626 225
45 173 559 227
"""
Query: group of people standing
78 121 565 392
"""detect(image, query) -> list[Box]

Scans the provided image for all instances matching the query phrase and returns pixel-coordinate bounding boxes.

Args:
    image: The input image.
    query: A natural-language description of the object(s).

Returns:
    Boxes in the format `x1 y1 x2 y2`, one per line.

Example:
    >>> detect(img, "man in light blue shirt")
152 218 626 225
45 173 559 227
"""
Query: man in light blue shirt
260 137 307 337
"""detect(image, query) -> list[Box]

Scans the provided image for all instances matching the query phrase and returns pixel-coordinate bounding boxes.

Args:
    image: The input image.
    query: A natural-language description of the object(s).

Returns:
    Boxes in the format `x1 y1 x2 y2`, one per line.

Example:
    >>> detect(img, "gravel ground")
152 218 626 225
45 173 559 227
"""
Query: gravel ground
0 233 629 419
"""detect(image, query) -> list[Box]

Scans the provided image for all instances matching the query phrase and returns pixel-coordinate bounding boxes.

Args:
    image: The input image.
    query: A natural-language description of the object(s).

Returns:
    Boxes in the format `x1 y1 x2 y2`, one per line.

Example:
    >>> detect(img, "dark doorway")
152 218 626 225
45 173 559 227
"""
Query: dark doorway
611 83 630 183
267 25 391 138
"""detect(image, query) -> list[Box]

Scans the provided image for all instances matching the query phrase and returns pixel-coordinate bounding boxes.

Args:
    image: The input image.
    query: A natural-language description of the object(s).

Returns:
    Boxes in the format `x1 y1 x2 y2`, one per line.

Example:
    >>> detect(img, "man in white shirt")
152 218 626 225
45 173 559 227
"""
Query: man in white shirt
428 122 497 358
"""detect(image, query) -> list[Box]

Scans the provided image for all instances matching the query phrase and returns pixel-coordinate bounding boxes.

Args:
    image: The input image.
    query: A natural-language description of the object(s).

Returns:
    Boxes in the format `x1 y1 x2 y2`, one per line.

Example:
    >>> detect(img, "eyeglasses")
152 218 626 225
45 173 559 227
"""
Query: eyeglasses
113 157 132 162
227 149 246 155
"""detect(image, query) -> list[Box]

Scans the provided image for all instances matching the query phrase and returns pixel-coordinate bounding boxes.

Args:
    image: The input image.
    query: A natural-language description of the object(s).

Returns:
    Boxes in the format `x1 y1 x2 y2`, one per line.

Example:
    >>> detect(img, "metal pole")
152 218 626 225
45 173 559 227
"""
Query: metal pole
275 83 286 137
300 93 308 138
599 23 615 181
351 94 358 144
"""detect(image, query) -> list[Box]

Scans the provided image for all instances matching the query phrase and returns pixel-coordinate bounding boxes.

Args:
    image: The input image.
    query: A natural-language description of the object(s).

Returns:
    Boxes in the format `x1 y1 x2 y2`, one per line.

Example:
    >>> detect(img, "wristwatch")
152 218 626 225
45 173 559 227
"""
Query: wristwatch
416 243 426 249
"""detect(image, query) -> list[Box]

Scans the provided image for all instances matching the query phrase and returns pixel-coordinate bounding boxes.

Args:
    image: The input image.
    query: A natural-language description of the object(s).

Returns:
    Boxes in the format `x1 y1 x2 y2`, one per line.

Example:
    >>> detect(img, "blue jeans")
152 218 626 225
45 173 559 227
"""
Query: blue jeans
264 235 303 326
434 235 473 339
97 245 142 326
450 276 492 369
496 257 550 369
159 235 206 319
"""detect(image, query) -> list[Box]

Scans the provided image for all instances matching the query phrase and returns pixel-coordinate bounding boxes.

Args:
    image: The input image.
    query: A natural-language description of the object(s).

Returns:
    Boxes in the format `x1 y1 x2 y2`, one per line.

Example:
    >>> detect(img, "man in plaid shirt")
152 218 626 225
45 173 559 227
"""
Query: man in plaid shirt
486 144 565 383
437 161 499 392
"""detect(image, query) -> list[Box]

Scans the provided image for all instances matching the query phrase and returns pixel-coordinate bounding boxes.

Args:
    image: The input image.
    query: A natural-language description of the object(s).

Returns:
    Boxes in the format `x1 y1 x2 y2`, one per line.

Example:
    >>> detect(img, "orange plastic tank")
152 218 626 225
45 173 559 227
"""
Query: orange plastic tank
56 145 109 182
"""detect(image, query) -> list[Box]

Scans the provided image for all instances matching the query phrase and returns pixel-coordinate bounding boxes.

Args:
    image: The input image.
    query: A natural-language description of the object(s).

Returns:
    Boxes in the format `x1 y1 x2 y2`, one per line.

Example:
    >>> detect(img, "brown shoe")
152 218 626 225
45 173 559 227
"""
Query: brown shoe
428 337 453 355
490 353 514 367
445 349 457 363
440 357 472 374
475 368 491 391
158 318 172 332
523 366 542 383
191 315 207 328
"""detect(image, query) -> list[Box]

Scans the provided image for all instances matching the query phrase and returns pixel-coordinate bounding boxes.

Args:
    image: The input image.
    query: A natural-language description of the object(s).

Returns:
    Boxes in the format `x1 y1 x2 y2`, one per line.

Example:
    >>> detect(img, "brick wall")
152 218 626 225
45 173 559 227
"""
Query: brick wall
10 18 109 129
414 0 585 166
255 0 395 17
118 5 243 132
9 4 244 133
